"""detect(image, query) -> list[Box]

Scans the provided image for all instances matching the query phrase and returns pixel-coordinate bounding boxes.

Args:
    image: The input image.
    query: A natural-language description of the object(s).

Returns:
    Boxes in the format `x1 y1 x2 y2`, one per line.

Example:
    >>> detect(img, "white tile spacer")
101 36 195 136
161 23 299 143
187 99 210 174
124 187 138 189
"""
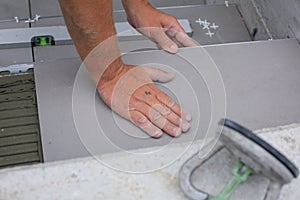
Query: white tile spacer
206 30 215 38
210 23 219 30
225 1 229 7
14 16 19 23
24 14 41 23
203 24 210 30
203 19 210 26
24 18 35 23
34 14 41 21
195 18 204 26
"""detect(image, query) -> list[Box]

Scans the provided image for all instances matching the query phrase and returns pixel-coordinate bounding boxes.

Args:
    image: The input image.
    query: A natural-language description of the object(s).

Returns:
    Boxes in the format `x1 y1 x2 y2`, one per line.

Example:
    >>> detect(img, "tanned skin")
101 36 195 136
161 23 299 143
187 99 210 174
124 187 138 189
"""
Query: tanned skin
59 0 194 137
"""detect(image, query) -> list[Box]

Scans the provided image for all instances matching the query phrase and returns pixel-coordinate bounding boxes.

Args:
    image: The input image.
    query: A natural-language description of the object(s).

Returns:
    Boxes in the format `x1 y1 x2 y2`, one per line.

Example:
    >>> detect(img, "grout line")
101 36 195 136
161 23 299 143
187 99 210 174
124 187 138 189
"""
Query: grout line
27 0 36 62
27 0 32 28
250 0 273 39
233 3 254 40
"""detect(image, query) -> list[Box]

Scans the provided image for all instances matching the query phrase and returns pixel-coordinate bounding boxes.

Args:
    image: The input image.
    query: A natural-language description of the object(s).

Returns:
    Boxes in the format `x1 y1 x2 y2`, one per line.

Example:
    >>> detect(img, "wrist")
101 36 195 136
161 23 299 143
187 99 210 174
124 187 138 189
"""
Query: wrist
97 59 126 88
122 0 151 16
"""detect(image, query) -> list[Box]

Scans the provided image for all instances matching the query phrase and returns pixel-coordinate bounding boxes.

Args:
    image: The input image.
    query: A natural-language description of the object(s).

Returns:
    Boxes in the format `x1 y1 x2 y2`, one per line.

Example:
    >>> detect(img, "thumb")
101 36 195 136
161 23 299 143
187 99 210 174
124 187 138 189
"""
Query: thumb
149 29 178 54
142 67 174 82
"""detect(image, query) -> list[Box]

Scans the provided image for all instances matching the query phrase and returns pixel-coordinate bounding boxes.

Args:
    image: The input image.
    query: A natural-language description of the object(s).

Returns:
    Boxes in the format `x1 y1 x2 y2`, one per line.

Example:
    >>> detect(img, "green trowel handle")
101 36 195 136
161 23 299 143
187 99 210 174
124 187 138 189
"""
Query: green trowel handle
209 162 252 200
179 150 252 200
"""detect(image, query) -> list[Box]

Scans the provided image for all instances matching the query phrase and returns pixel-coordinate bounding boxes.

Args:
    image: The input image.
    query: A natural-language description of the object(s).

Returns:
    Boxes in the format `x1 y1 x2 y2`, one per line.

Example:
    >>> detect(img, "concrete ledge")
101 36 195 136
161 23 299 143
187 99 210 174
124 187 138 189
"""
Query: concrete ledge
0 124 299 199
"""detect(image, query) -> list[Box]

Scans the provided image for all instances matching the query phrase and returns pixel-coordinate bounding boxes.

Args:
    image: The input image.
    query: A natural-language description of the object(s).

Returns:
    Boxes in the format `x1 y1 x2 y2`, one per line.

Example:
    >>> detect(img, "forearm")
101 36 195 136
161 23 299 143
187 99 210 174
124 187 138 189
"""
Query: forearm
121 0 150 16
59 0 192 137
59 0 123 85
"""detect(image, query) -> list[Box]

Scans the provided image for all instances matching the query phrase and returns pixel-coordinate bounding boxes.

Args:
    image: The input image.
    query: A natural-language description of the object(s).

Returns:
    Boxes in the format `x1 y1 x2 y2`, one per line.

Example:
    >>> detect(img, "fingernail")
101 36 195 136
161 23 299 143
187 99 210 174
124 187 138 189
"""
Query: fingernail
153 71 174 83
186 113 192 121
173 127 182 137
183 110 192 121
168 44 178 53
153 130 163 138
164 72 175 81
182 121 191 132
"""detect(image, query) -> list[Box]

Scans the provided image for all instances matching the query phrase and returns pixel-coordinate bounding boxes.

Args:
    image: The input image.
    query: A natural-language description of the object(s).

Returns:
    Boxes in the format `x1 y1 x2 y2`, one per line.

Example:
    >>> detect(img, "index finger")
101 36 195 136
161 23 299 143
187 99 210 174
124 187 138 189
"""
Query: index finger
167 28 197 47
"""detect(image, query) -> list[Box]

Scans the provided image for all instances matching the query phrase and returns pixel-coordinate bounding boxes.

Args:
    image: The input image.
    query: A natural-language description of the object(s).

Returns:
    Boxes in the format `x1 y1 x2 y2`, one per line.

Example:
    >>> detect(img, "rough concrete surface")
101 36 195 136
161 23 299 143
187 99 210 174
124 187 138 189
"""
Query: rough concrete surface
207 0 300 41
253 0 300 41
0 71 43 168
0 124 299 200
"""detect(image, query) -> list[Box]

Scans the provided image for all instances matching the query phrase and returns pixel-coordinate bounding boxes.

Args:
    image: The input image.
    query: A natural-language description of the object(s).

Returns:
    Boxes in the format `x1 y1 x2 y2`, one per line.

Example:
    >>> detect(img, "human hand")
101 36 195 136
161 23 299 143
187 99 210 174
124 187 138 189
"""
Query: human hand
122 0 197 53
98 64 191 138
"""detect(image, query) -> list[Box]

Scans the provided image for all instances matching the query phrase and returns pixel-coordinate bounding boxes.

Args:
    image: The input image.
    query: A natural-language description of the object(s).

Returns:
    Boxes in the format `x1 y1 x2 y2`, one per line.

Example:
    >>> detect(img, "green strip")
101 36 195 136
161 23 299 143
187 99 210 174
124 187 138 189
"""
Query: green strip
209 162 252 200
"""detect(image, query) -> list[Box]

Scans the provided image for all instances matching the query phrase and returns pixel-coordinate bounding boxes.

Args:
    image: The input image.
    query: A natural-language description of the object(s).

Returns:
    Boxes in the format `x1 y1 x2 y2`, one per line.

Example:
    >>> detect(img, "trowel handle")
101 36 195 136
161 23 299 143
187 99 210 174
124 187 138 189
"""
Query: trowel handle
179 150 222 200
264 182 283 200
210 162 252 200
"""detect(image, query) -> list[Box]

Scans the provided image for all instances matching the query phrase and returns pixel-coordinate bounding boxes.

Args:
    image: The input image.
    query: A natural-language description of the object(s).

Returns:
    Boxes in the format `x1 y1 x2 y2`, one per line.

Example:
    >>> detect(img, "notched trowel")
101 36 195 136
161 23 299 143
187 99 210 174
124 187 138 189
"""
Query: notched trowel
179 119 299 200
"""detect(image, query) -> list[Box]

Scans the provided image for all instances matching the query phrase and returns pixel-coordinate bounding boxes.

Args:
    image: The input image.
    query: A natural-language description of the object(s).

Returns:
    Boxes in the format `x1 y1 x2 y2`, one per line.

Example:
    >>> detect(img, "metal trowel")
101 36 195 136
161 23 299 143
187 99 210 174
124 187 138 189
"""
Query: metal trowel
179 119 299 200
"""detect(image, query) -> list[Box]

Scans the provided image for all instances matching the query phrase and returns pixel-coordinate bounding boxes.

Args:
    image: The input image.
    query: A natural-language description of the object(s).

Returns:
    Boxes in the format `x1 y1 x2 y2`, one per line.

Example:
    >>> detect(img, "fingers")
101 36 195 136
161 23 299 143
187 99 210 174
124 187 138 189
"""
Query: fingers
166 28 197 47
141 67 190 123
146 106 182 137
142 67 174 83
149 84 192 121
131 84 191 135
129 110 163 138
109 65 192 138
131 100 184 137
176 31 197 47
162 15 197 47
150 103 191 132
148 28 178 54
153 28 196 52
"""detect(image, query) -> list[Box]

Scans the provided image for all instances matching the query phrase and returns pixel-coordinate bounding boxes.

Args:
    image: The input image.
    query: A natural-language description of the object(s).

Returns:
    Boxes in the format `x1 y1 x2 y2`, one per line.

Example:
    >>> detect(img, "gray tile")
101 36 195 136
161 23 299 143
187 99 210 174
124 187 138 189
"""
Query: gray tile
0 48 32 67
32 5 251 62
114 5 251 45
0 0 30 29
31 4 251 46
34 39 300 161
33 41 158 62
205 39 300 129
33 45 78 62
30 0 64 27
31 17 65 27
113 0 205 10
30 0 62 16
29 0 204 26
